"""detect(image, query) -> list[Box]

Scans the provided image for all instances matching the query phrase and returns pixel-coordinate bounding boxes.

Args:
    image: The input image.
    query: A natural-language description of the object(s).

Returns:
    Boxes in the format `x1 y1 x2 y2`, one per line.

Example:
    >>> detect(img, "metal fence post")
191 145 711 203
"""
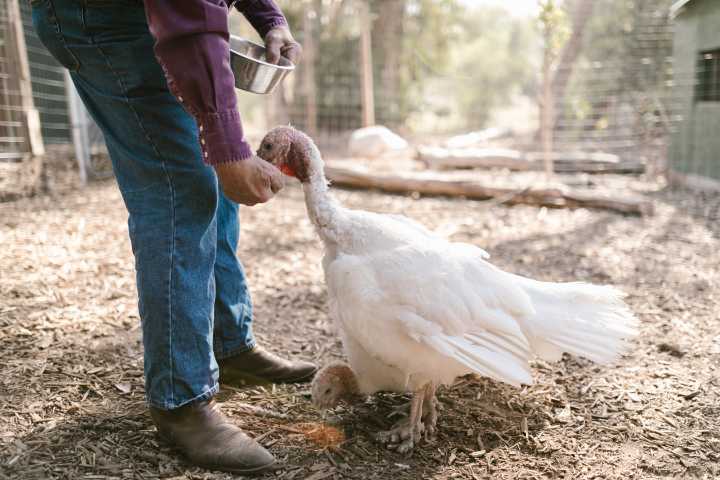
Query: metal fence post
64 71 88 185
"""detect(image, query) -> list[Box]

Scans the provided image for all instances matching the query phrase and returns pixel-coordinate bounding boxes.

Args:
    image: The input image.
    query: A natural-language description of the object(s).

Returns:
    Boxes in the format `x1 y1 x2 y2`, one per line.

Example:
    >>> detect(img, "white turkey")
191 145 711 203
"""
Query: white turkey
257 126 638 453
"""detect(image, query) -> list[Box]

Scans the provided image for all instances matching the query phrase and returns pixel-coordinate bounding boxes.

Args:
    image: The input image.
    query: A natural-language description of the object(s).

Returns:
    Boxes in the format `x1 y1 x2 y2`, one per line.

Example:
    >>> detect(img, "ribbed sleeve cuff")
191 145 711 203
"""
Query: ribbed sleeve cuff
235 0 288 38
197 110 254 165
260 18 289 38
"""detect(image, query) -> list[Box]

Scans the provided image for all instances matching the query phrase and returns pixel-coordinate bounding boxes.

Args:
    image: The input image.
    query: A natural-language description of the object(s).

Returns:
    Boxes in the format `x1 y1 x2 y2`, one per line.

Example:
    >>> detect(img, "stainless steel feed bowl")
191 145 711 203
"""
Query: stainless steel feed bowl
230 35 295 94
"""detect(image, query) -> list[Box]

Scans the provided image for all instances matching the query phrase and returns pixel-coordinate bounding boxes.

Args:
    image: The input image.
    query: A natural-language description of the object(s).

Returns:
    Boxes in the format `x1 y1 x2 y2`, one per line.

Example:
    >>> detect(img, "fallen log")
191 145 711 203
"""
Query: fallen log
417 147 527 170
325 166 653 216
417 146 645 174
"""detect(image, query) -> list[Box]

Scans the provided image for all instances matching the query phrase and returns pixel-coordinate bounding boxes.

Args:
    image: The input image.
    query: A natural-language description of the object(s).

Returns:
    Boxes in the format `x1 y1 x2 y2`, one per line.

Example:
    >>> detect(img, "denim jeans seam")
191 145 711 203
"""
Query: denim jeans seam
212 294 254 357
46 0 81 71
214 338 257 360
148 382 219 411
90 30 179 407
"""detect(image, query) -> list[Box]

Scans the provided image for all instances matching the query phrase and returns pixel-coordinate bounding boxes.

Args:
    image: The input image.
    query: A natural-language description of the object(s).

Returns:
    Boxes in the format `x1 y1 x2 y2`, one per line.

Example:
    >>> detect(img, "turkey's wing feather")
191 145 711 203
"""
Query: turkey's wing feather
326 243 535 387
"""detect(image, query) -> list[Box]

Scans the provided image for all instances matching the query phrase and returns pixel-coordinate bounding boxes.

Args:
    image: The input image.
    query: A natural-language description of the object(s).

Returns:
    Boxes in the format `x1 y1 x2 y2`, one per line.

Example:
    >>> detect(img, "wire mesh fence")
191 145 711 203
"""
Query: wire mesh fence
0 0 109 195
0 0 46 199
2 0 717 199
253 0 679 172
19 0 71 146
0 0 26 159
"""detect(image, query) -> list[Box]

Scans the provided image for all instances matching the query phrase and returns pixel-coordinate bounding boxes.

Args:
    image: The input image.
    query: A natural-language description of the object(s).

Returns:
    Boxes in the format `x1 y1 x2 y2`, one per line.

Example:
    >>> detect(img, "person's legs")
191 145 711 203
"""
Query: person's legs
30 0 278 473
213 194 256 358
31 0 220 410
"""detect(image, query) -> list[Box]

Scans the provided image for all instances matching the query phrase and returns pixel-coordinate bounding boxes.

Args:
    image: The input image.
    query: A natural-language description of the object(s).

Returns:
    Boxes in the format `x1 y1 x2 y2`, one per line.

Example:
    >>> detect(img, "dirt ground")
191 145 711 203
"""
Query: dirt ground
1 158 719 479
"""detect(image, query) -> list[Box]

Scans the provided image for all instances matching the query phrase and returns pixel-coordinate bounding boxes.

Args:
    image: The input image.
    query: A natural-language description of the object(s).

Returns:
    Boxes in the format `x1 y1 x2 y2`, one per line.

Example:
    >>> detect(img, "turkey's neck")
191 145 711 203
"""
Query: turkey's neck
303 167 344 246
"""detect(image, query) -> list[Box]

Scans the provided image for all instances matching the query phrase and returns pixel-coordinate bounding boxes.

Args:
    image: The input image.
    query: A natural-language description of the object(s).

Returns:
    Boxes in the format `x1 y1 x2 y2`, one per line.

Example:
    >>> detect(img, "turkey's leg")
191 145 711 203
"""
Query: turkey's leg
422 383 438 440
376 383 427 454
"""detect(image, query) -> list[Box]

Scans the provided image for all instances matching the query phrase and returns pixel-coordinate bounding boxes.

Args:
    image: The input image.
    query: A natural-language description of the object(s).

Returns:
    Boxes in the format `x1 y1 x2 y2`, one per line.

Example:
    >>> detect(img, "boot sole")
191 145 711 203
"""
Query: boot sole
157 432 279 475
196 459 279 475
220 367 318 386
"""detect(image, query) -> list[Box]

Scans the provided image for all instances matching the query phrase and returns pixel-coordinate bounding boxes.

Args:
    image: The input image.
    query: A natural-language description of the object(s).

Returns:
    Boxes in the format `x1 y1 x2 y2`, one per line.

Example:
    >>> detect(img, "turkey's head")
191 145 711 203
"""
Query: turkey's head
257 126 323 183
311 362 361 410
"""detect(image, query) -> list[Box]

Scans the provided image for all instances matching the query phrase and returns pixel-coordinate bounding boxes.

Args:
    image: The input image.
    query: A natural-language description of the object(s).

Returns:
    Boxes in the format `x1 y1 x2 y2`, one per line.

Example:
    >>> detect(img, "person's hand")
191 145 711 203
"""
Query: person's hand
214 156 284 206
264 25 302 65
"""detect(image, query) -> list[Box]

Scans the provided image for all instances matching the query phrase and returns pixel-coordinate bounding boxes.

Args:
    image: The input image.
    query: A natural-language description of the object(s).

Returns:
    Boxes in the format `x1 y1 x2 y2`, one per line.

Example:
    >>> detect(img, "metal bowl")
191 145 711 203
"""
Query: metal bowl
229 35 295 94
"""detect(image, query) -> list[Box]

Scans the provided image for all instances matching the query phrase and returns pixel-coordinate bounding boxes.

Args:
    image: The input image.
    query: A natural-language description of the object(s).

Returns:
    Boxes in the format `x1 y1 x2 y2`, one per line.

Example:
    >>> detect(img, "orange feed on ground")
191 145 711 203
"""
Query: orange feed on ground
294 422 345 448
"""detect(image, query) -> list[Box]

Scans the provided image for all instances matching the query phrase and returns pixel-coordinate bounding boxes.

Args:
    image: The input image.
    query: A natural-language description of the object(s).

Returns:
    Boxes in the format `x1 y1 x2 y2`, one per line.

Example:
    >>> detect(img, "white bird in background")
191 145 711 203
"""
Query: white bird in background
258 126 638 453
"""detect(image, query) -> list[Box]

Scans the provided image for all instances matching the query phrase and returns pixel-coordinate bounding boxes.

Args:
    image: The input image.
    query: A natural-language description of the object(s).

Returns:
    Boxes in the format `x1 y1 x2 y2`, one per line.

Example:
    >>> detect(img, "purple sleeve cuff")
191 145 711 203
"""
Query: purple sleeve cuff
236 0 288 38
198 110 254 165
144 0 254 166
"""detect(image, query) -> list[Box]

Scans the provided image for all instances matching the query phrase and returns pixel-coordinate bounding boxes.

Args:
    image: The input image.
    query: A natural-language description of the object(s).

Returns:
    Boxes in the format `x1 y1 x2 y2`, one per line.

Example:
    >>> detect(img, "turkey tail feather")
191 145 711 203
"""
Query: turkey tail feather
515 277 638 364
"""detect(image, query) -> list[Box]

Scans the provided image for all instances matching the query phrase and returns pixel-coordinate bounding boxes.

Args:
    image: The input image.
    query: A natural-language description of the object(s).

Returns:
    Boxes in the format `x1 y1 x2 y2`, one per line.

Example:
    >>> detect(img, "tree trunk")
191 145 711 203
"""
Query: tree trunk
302 5 318 137
550 0 594 130
359 1 375 127
372 0 405 125
540 23 554 176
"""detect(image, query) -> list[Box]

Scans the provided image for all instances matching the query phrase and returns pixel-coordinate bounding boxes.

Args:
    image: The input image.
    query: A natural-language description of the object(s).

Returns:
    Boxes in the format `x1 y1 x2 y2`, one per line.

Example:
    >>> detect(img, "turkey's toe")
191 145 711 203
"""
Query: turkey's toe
376 417 426 454
395 437 415 454
422 412 437 440
375 419 423 448
423 423 436 442
375 420 410 443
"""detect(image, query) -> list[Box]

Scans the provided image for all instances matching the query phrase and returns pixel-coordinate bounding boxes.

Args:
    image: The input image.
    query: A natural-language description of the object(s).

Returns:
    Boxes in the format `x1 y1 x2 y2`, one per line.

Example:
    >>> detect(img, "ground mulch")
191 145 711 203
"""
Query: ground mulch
1 156 718 479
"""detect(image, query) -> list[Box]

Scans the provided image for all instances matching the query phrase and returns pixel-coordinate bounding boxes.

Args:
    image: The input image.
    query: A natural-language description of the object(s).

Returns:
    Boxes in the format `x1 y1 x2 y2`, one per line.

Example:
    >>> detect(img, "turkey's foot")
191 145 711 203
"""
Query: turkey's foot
375 384 429 454
375 416 424 453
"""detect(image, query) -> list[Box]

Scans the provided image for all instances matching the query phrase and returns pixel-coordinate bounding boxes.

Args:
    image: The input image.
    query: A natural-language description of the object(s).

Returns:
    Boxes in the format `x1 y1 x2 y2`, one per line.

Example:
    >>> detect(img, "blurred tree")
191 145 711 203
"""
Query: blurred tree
240 1 537 134
553 0 673 146
538 0 570 173
452 7 537 130
370 0 405 125
550 0 593 128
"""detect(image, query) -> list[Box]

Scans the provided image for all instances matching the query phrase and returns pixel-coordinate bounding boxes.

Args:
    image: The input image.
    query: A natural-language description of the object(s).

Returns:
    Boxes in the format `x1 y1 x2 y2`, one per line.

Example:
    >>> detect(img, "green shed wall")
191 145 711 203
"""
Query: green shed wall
670 0 720 181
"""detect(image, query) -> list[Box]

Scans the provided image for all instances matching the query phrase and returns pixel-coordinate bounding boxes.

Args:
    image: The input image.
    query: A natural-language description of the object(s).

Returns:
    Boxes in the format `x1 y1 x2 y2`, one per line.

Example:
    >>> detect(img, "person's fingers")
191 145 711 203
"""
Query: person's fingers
281 42 302 65
264 33 282 64
252 181 273 204
216 157 285 206
248 162 278 203
269 170 284 193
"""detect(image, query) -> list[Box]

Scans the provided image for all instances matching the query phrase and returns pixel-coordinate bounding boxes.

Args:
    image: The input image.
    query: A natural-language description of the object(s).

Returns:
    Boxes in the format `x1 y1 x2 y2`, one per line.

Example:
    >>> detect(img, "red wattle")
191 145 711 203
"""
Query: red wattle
280 163 295 177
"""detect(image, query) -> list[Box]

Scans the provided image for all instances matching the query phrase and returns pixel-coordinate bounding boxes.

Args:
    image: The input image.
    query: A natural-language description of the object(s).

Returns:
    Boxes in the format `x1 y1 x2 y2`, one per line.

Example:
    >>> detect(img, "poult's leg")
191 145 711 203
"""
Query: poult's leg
376 383 428 453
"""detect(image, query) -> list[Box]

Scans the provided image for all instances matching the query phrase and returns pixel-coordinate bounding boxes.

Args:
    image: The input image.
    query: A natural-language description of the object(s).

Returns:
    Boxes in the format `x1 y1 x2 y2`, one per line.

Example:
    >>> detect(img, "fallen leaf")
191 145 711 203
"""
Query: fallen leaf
114 383 131 394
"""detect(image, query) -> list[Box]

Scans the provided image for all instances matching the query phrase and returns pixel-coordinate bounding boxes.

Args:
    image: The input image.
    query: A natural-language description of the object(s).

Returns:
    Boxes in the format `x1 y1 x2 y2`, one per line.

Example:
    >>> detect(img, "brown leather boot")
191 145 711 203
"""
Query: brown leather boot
219 346 318 385
150 399 276 474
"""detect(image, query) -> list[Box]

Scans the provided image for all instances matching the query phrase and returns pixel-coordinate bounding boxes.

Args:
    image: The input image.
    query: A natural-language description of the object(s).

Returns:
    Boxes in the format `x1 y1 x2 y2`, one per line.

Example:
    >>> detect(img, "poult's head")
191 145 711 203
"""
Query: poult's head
311 362 361 410
257 126 322 183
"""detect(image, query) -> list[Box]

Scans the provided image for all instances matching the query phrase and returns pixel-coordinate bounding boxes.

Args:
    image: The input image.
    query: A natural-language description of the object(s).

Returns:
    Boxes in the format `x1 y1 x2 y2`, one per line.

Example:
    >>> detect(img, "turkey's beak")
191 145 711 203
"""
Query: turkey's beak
256 148 274 165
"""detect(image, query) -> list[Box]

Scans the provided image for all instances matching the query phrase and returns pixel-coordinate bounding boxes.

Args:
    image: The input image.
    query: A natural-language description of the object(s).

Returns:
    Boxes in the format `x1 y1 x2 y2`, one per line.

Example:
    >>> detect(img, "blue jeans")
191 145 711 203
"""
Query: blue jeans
32 0 256 409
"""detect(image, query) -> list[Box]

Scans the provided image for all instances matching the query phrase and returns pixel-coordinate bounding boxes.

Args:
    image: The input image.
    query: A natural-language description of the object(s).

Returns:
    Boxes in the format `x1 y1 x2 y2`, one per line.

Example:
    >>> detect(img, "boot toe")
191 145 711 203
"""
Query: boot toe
286 360 318 382
219 346 319 385
190 433 277 474
151 400 278 475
